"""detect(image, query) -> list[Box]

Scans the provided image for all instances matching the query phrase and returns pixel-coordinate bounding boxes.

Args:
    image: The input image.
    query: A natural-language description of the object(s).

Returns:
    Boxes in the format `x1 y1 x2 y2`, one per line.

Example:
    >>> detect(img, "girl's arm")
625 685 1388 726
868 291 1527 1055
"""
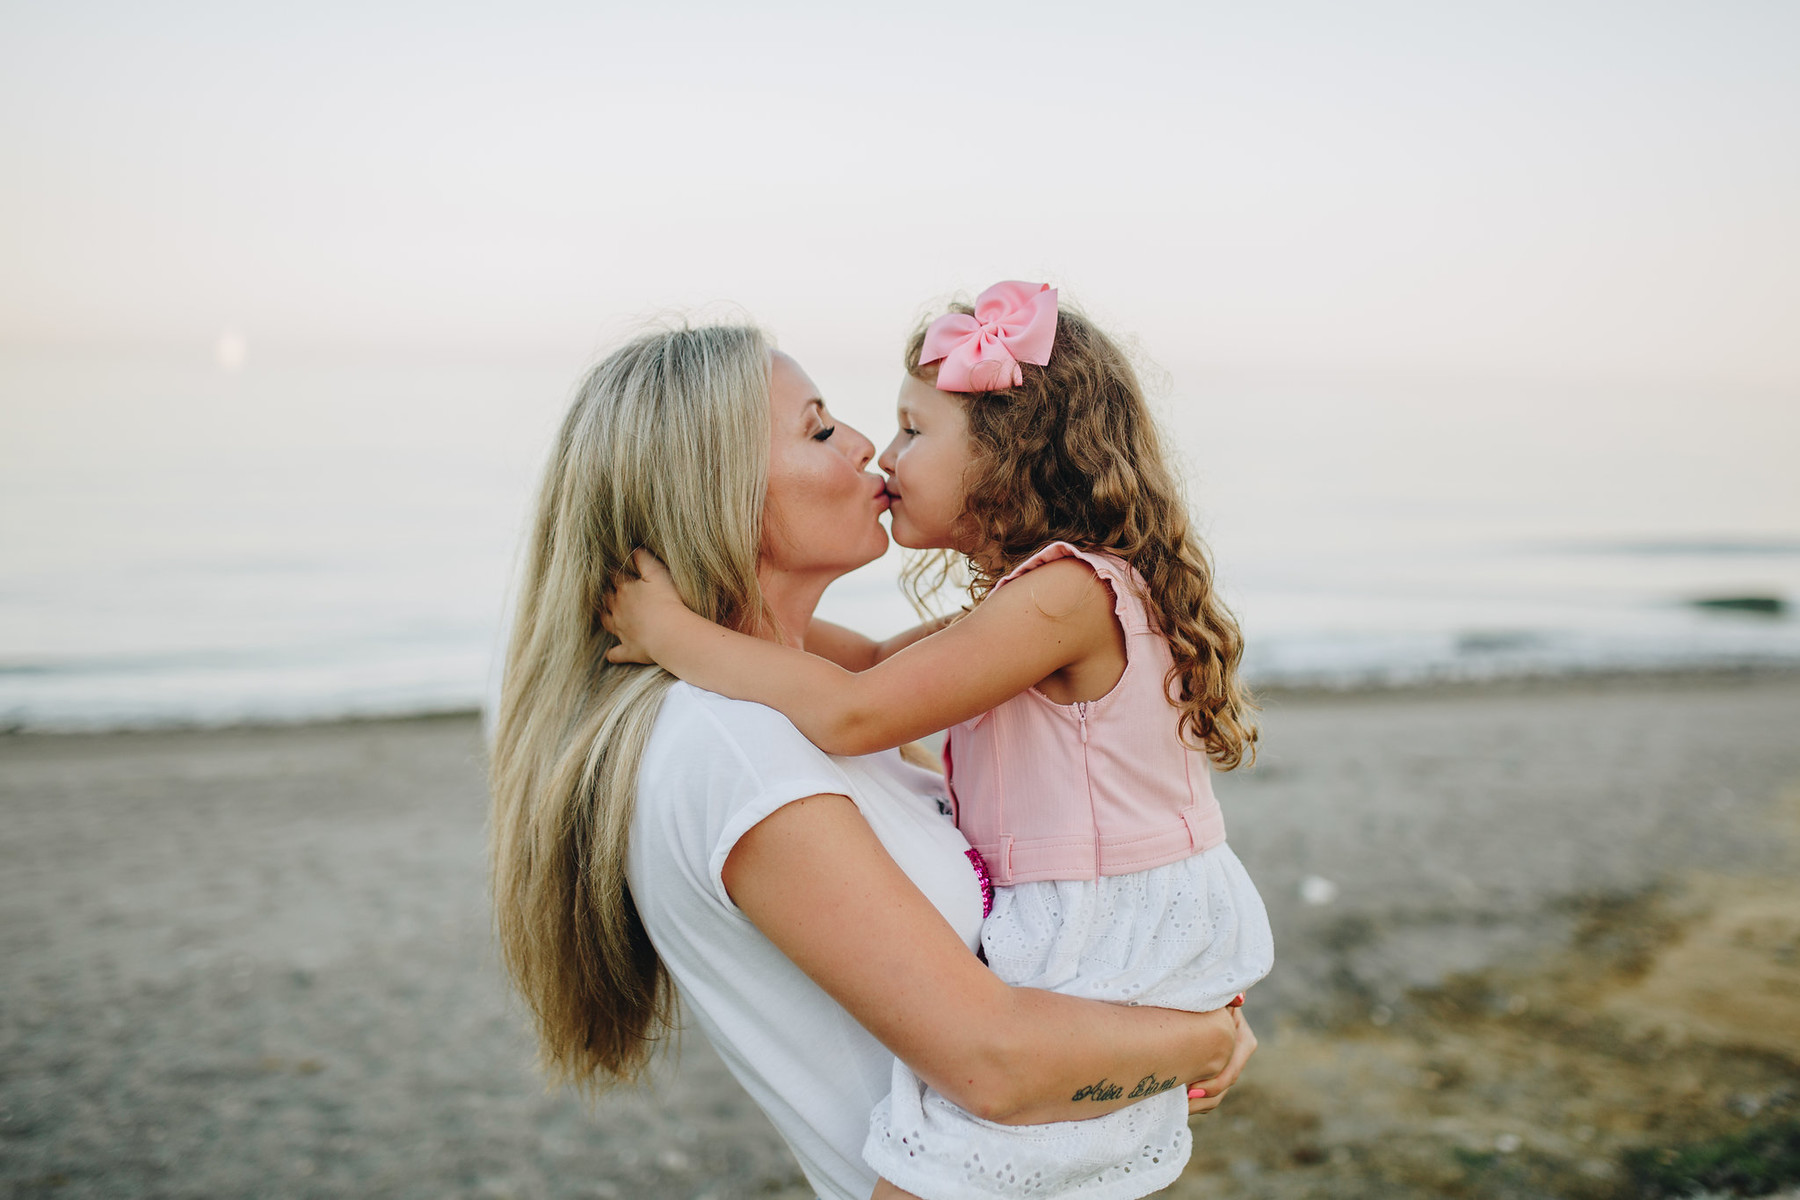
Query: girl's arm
605 550 1114 756
803 614 960 673
723 790 1247 1125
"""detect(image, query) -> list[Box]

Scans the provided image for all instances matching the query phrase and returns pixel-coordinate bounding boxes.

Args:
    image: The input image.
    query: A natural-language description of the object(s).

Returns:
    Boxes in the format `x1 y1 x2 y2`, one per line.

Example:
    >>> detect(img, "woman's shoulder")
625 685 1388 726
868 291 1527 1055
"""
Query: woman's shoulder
646 686 946 817
637 683 849 833
650 682 835 770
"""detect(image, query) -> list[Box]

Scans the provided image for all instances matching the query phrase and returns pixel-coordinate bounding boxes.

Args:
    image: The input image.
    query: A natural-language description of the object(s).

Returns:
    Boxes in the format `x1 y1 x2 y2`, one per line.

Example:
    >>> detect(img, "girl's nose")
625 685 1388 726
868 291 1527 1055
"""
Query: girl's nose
877 434 900 475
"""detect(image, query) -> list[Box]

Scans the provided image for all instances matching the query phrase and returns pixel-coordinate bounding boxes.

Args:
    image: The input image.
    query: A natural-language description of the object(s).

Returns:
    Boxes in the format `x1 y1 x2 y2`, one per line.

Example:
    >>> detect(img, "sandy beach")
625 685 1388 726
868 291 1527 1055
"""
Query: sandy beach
4 672 1799 1199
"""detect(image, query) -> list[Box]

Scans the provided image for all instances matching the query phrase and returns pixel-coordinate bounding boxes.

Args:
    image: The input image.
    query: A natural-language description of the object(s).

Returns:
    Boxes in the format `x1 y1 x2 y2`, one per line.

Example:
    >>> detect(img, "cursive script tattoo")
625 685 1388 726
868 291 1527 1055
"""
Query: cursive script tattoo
1128 1073 1180 1099
1070 1073 1181 1103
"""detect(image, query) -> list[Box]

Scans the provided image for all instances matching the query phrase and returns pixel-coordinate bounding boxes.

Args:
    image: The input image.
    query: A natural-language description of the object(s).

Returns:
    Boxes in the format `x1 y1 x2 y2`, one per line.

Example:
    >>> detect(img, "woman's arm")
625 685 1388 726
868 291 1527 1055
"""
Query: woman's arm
803 614 961 673
606 552 1113 756
721 792 1244 1125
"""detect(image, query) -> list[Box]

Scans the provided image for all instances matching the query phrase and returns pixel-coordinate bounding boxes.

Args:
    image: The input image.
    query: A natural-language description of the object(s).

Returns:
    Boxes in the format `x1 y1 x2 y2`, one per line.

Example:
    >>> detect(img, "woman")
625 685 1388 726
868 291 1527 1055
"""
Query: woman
490 324 1254 1200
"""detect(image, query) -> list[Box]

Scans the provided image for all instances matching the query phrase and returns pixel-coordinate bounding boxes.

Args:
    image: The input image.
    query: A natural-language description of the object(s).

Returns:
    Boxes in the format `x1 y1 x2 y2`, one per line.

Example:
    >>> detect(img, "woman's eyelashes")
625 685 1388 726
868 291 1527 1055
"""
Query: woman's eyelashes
811 424 837 442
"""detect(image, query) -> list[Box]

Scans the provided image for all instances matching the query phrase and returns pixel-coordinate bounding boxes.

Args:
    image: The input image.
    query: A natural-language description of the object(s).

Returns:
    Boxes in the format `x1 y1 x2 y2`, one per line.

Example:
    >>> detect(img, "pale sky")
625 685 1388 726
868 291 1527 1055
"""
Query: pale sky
3 0 1797 388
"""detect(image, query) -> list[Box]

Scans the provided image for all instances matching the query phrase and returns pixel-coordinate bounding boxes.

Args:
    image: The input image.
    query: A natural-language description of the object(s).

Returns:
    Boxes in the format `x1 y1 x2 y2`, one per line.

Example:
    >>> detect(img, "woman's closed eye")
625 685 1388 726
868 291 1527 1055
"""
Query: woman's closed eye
812 424 837 442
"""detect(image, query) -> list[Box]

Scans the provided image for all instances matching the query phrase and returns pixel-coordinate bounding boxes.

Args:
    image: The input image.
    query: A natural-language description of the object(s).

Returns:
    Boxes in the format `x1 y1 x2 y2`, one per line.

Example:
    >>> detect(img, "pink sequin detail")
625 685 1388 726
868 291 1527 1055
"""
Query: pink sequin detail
965 848 994 918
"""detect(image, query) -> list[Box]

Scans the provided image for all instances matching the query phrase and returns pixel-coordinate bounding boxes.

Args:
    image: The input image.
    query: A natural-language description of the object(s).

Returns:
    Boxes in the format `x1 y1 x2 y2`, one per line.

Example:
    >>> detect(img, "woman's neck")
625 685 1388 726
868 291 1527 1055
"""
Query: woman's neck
755 565 833 650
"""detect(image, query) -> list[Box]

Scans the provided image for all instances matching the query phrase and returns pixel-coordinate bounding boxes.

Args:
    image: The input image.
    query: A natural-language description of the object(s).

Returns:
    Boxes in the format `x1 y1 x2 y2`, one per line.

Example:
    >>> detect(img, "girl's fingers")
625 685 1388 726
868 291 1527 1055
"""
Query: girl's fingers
605 636 652 664
631 548 670 582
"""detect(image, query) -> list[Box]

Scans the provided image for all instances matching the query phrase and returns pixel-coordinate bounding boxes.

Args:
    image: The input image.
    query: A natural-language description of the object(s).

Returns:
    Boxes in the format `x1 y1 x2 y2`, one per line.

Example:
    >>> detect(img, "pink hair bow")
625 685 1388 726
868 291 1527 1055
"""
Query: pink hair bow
920 281 1059 392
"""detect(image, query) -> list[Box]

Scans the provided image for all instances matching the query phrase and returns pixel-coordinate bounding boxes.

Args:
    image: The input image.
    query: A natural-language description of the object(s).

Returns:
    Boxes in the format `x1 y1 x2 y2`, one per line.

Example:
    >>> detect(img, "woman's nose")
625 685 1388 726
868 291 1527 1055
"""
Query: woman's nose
838 421 876 470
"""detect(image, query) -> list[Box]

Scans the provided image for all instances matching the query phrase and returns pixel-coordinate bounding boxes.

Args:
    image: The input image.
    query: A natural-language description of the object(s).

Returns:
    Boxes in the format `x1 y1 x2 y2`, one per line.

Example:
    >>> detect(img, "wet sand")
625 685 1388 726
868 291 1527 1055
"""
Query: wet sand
4 673 1799 1199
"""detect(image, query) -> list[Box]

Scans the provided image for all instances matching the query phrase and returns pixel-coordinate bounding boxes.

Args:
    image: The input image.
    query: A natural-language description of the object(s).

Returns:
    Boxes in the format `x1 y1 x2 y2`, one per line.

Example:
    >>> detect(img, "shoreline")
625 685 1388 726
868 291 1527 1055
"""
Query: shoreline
8 659 1800 740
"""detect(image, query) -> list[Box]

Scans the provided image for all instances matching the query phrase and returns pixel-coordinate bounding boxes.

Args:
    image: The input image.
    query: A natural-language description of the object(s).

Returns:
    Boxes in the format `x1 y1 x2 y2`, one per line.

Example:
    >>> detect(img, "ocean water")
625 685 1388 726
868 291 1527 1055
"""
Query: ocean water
2 348 1796 731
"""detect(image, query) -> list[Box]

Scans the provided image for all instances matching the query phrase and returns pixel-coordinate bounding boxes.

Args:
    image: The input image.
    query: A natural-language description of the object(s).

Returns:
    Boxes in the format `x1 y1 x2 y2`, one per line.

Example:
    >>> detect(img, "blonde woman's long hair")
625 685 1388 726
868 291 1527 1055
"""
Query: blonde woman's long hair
490 324 772 1090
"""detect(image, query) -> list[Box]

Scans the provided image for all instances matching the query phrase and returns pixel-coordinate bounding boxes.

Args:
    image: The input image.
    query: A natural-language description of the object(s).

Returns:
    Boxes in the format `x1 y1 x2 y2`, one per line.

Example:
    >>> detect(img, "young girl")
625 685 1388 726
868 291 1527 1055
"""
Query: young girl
604 282 1273 1200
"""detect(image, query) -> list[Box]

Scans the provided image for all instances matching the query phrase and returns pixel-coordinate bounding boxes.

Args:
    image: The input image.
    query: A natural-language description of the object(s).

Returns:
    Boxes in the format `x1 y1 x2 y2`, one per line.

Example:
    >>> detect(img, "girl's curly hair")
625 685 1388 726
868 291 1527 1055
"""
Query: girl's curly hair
902 302 1258 770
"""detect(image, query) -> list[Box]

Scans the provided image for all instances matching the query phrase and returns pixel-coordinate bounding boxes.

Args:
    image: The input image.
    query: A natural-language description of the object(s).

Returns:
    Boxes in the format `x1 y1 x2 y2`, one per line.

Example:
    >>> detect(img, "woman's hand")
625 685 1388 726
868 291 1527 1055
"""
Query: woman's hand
601 549 684 664
1187 1003 1256 1118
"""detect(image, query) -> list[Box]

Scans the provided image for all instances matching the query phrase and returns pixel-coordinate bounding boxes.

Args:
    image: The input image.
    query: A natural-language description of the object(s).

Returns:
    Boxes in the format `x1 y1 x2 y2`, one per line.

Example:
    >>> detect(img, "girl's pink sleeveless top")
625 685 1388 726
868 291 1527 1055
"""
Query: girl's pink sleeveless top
944 542 1229 886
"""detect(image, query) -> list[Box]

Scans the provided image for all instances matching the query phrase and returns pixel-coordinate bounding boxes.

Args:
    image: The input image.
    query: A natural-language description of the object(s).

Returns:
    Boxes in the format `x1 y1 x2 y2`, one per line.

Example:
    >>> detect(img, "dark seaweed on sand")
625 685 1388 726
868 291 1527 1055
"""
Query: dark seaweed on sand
1624 1117 1800 1198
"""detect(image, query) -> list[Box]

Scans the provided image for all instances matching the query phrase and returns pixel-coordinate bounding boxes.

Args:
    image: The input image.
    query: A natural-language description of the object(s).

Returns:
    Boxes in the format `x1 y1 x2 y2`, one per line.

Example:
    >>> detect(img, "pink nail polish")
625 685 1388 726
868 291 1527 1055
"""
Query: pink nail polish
1189 1087 1207 1099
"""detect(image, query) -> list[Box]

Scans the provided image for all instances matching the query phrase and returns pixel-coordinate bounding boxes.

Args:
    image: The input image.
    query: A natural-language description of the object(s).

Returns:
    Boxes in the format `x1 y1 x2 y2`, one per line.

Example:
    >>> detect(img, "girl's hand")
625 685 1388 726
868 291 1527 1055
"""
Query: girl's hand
1187 1002 1256 1118
601 549 683 664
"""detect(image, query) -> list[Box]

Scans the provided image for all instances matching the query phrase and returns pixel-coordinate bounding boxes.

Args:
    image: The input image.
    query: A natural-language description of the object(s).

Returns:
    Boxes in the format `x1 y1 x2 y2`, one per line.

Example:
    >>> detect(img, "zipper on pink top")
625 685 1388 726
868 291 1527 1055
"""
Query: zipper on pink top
1076 700 1099 870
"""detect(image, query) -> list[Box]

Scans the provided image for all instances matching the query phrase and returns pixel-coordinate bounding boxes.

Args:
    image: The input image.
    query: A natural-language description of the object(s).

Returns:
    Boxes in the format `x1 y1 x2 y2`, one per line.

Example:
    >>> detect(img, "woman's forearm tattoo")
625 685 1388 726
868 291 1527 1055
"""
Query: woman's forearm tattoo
1070 1073 1179 1102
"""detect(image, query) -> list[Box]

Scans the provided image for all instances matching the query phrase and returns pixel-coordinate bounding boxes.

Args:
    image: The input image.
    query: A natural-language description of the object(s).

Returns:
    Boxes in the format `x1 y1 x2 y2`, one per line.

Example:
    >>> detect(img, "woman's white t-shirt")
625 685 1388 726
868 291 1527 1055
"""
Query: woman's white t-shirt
627 683 987 1200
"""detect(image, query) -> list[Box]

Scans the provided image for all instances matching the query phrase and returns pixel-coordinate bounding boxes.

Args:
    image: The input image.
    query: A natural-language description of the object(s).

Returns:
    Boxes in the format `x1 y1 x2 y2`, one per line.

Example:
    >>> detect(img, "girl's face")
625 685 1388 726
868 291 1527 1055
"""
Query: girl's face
878 374 978 553
760 351 891 578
